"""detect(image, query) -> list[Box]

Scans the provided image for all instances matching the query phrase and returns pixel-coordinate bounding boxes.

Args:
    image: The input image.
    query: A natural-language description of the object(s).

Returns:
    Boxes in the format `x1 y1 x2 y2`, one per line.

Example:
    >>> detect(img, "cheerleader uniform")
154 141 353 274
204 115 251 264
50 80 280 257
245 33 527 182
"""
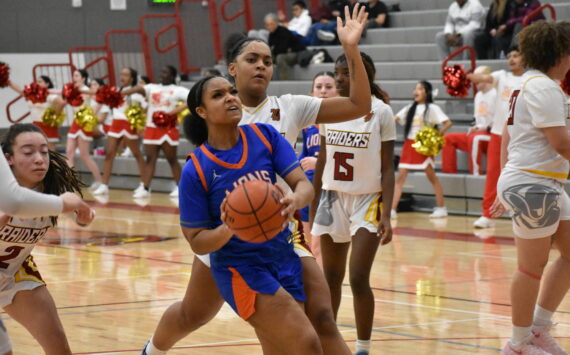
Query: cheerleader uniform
108 88 147 140
30 94 61 143
442 88 496 174
181 123 305 320
142 84 189 146
395 103 450 170
67 85 100 142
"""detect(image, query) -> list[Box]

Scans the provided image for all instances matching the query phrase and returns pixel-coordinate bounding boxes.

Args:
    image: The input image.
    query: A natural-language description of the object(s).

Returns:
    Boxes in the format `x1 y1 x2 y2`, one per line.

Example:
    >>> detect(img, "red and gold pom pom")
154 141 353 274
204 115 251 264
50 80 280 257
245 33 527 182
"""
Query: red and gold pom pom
23 83 48 104
95 85 124 108
561 69 570 96
152 111 177 128
442 64 470 98
0 62 9 88
62 82 84 107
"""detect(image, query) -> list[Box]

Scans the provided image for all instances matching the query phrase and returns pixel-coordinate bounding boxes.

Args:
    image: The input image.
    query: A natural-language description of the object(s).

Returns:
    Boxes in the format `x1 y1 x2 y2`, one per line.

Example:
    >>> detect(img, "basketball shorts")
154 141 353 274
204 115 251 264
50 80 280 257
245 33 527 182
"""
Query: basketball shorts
0 319 11 354
0 255 45 308
195 212 313 267
312 190 382 243
497 168 570 239
211 252 305 320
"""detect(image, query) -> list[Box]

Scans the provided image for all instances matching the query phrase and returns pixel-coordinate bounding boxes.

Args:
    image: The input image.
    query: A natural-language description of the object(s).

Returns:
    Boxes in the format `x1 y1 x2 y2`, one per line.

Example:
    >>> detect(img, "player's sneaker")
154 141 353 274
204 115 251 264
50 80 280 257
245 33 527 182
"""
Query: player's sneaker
133 188 150 198
429 207 448 218
169 186 179 198
133 182 145 195
89 182 101 191
501 336 553 355
354 351 369 355
473 216 495 229
532 324 567 355
140 341 149 355
93 184 109 195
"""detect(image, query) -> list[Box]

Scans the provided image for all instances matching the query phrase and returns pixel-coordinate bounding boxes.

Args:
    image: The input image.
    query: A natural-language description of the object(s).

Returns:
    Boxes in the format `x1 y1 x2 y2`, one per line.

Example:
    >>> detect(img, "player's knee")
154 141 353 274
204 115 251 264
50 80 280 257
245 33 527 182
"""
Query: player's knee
295 328 322 354
349 272 371 296
308 305 338 336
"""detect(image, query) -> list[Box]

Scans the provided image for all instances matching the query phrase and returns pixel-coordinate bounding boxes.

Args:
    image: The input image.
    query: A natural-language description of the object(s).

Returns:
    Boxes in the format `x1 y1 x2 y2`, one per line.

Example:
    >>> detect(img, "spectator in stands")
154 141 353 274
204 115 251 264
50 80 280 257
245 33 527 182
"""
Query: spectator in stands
365 0 390 29
442 66 496 175
202 68 221 77
435 0 486 60
265 13 308 80
314 0 360 43
305 1 337 45
279 0 313 39
474 0 514 59
505 0 544 47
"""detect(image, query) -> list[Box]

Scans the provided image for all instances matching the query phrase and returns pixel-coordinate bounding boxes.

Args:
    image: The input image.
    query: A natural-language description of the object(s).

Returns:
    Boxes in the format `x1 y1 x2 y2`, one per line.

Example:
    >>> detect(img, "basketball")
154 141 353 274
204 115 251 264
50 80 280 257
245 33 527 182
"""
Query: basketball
224 180 288 243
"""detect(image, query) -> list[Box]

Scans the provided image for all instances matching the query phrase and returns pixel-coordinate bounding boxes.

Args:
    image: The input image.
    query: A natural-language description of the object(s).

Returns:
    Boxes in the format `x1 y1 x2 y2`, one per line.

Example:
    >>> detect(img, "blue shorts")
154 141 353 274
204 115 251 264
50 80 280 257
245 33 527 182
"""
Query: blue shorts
211 253 305 320
299 205 309 223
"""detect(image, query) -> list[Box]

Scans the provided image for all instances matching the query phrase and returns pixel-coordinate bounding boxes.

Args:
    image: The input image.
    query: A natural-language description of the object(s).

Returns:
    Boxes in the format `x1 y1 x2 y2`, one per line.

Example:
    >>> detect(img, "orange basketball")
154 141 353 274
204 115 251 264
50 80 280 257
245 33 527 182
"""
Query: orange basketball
224 180 288 244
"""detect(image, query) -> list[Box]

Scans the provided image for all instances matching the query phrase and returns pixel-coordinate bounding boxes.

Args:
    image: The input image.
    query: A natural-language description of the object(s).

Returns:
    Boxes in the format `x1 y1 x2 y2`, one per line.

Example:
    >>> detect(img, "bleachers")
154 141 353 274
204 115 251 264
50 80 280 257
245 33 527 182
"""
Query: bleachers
75 0 569 212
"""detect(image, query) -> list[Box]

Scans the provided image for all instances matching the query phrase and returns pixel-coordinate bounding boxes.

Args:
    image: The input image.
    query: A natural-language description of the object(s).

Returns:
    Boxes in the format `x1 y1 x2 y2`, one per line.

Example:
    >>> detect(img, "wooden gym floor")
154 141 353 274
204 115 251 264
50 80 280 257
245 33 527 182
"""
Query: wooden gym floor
5 190 570 354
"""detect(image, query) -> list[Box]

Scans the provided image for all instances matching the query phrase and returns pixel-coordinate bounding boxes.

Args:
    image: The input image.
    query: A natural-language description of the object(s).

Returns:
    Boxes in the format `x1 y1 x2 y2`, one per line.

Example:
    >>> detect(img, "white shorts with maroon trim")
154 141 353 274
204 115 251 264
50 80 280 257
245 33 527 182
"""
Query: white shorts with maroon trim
108 119 139 140
143 126 179 146
398 139 435 170
33 121 59 143
67 120 94 142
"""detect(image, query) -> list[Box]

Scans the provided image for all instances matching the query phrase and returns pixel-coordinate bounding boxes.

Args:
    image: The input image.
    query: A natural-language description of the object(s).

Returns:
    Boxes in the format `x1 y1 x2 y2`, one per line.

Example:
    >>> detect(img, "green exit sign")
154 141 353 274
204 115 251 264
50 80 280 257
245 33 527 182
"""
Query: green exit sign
149 0 176 4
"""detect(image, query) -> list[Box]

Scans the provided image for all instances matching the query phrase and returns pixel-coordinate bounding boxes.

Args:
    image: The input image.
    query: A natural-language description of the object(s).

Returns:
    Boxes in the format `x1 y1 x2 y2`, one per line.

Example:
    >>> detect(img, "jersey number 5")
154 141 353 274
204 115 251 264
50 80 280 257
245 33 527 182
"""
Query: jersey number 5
333 152 354 181
507 89 521 126
0 246 25 269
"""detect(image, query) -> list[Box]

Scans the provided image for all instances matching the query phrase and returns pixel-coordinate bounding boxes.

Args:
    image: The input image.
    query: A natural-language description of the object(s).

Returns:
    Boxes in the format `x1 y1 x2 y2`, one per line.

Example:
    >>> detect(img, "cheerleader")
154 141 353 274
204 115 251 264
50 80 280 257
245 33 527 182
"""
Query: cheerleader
93 67 147 196
65 69 103 189
442 66 496 175
299 71 337 266
124 66 189 199
0 123 95 355
311 52 395 355
392 80 452 219
492 21 570 355
6 76 65 151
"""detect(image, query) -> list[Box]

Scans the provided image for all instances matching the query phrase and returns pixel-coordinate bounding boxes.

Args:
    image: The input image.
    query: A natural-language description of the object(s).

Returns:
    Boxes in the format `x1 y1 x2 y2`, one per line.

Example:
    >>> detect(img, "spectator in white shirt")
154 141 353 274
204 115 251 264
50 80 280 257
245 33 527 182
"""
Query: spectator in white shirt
280 1 313 38
435 0 485 60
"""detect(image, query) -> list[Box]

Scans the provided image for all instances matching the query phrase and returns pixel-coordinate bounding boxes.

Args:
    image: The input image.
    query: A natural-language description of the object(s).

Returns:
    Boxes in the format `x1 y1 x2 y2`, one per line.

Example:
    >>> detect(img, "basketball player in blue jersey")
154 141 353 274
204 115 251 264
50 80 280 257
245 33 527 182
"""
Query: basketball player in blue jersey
142 5 369 355
177 75 320 354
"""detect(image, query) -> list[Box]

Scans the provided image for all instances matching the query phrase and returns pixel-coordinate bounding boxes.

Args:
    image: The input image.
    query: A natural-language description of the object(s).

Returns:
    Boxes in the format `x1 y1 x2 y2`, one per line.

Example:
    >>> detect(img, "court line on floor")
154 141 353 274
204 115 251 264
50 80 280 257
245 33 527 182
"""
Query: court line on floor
46 272 190 285
388 276 513 290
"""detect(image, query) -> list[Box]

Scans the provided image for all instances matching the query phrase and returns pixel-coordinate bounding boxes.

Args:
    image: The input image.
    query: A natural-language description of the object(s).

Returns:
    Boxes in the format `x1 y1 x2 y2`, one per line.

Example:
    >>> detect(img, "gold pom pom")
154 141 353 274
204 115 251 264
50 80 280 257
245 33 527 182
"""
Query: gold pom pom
74 105 98 132
412 126 445 156
176 101 190 124
125 105 146 132
41 107 66 127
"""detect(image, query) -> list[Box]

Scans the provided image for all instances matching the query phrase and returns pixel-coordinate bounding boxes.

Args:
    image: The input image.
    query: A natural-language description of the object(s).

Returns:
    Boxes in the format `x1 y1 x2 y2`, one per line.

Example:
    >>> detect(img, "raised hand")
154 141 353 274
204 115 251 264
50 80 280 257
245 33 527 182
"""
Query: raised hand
336 4 368 48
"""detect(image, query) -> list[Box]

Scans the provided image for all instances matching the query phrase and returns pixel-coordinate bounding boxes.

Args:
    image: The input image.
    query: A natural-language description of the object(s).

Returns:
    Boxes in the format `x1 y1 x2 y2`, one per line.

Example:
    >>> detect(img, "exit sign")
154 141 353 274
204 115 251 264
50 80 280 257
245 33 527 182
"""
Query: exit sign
149 0 176 4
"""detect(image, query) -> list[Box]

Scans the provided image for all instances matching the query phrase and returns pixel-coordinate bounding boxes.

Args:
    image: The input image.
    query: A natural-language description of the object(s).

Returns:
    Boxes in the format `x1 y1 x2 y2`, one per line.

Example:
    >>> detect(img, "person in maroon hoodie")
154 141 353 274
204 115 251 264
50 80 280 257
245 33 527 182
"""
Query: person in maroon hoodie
506 0 544 46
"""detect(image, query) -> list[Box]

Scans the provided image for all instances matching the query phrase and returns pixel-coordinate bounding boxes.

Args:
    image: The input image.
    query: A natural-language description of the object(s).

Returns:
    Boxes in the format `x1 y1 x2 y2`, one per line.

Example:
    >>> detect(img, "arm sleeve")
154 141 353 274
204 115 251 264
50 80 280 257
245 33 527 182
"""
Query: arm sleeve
395 105 409 125
132 93 148 109
179 163 211 228
288 94 323 131
260 124 302 178
444 5 454 34
380 106 397 142
0 148 63 217
461 3 485 33
525 81 566 129
176 87 190 102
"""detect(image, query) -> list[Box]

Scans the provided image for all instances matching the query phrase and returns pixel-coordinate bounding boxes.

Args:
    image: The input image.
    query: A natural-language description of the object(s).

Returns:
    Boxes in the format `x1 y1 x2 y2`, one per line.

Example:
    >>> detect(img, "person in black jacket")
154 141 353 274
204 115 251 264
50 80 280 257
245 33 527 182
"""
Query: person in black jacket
265 13 308 80
474 0 514 59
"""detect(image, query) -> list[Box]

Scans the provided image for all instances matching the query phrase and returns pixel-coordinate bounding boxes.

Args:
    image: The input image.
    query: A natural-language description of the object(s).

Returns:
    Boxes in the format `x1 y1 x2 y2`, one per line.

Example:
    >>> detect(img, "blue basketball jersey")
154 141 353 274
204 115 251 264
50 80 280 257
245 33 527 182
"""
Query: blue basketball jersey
179 123 301 267
298 125 320 182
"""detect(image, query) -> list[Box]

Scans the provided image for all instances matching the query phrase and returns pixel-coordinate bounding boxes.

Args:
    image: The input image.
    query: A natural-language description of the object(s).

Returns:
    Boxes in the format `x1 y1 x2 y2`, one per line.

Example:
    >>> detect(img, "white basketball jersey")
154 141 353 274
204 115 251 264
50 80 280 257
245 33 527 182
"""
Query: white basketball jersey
505 70 570 182
144 84 189 128
240 94 322 147
490 70 523 135
474 88 496 129
113 87 147 121
0 216 52 288
321 97 396 194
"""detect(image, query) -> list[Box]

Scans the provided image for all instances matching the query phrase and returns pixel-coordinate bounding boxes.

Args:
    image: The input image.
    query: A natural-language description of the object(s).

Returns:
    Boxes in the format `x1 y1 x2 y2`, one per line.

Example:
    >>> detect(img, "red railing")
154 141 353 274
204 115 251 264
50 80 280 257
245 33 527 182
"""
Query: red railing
442 46 477 96
68 45 115 85
104 29 152 84
221 0 253 31
523 3 556 27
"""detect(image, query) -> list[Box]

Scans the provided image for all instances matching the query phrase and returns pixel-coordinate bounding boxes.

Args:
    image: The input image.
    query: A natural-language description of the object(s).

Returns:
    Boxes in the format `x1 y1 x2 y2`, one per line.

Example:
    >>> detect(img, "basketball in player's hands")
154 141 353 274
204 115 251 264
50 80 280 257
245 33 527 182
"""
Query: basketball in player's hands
224 180 287 244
